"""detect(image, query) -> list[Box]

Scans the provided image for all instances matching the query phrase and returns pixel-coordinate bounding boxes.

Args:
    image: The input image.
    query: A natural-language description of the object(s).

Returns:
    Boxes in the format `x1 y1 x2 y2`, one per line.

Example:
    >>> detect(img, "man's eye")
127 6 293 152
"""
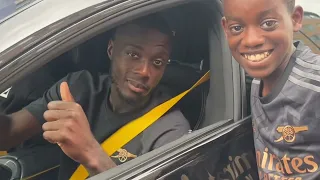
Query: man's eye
261 20 278 30
229 25 243 34
153 59 164 66
127 52 139 59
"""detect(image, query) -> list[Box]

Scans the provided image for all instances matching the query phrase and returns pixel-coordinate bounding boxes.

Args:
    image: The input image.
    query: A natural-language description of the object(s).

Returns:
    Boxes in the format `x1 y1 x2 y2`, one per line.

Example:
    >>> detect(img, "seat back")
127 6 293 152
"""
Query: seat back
68 31 111 74
160 61 209 130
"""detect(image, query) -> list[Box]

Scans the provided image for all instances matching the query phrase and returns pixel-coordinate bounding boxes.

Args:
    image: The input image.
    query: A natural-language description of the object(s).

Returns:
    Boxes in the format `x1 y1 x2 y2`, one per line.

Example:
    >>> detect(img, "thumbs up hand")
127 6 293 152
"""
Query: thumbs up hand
42 82 101 166
60 81 75 102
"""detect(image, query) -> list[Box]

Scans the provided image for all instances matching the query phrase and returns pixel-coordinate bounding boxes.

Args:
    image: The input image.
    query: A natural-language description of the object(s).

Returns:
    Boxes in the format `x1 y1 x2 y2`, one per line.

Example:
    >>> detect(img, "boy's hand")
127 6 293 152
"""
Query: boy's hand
42 82 101 165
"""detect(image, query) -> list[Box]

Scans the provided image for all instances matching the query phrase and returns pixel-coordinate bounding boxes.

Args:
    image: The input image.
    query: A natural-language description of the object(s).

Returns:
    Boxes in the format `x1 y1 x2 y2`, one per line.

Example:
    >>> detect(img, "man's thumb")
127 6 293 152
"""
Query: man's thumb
60 82 75 102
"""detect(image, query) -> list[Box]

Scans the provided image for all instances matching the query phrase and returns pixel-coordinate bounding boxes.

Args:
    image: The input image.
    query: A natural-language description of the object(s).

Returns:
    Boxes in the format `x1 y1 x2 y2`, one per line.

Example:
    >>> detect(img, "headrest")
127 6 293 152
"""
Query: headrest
160 60 203 95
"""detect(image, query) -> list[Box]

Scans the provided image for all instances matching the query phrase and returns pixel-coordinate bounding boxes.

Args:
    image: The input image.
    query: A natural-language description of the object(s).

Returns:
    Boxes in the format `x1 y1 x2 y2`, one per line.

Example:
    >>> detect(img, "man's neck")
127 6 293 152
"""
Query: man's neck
261 44 296 97
109 85 150 114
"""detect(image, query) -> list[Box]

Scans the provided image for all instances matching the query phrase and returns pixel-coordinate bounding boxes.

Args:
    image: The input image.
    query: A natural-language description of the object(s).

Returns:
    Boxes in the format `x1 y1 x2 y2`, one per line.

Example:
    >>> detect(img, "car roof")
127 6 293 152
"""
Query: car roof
0 0 106 54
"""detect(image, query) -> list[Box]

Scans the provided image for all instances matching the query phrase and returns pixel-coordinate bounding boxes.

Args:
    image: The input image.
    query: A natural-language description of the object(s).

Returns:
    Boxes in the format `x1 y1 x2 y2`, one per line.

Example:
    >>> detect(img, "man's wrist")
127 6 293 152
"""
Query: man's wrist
83 145 116 176
83 144 105 171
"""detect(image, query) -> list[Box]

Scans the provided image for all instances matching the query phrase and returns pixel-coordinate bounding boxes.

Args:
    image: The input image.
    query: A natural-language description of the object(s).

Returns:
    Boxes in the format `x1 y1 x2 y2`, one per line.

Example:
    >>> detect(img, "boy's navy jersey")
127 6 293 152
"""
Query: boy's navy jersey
251 42 320 179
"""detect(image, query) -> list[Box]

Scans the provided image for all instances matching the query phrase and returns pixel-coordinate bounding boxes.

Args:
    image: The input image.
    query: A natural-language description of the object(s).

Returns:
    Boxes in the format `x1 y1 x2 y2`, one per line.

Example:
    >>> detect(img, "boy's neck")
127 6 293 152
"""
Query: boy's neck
261 44 296 97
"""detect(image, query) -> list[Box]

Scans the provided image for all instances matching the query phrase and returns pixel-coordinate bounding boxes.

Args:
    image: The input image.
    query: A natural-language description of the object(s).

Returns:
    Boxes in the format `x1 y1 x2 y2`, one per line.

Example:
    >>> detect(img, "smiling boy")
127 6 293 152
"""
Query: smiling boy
222 0 320 179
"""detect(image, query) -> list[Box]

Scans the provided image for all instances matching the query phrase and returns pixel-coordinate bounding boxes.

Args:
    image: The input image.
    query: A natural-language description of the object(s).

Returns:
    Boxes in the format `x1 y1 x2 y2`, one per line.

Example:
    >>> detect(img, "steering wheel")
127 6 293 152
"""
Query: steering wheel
0 165 12 180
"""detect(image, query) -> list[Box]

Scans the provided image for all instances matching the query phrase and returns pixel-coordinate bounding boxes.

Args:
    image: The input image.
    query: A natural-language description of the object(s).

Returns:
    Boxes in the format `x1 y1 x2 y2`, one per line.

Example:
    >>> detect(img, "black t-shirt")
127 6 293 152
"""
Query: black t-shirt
25 70 190 180
0 67 55 114
0 53 74 115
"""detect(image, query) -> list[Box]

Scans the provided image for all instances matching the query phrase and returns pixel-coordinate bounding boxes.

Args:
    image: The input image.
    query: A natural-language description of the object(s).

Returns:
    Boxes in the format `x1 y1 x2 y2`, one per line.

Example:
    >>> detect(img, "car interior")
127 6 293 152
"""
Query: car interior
0 1 228 179
43 2 212 130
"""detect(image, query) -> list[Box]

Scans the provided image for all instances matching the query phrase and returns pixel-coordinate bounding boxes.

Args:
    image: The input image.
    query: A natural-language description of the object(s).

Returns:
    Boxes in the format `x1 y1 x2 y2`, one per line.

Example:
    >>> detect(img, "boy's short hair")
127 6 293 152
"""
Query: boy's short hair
222 0 296 14
286 0 295 13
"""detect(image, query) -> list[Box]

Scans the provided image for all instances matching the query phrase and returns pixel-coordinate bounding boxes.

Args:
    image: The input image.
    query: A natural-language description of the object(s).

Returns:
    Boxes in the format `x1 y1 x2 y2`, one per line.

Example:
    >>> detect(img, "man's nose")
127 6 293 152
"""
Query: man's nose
242 27 265 49
135 59 151 78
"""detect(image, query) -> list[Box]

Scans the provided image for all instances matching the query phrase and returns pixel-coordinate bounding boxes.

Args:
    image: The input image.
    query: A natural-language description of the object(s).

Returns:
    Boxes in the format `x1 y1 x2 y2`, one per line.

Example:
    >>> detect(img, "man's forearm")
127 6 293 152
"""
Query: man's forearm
0 114 13 150
84 147 117 177
0 110 41 151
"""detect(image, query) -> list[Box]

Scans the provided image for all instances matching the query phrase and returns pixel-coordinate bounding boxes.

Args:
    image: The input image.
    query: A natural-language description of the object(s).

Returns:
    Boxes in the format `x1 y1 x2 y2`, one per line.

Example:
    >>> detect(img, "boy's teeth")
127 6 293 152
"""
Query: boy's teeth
243 51 270 62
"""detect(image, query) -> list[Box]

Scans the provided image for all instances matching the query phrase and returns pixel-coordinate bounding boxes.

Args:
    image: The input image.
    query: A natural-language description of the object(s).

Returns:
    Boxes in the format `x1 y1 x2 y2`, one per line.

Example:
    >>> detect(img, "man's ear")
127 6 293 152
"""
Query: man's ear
107 39 114 60
221 17 229 38
291 6 304 32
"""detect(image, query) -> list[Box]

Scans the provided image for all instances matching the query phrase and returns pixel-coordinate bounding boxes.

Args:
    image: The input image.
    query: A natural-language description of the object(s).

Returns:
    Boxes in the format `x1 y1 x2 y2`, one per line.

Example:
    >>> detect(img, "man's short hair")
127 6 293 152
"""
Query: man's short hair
112 14 173 41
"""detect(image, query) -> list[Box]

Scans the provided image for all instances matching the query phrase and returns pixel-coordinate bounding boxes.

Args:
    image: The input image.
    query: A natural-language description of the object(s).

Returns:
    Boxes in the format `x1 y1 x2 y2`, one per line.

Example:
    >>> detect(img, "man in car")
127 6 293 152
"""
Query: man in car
222 0 320 179
0 14 190 179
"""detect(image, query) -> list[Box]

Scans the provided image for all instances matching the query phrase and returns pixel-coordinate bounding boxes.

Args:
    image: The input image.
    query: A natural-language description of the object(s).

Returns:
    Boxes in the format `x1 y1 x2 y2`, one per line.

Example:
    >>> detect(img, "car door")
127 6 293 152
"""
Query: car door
0 0 257 179
1 1 206 179
87 2 320 180
88 118 258 180
87 0 258 179
0 1 137 179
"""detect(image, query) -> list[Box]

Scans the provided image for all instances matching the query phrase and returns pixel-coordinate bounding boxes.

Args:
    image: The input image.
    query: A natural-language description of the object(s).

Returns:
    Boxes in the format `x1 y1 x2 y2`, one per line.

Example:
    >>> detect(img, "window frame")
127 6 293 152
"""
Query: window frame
0 0 251 179
0 0 192 93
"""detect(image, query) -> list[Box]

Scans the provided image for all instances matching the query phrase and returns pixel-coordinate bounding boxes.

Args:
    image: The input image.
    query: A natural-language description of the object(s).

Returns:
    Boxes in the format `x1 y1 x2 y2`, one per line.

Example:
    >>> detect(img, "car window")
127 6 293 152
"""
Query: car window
0 1 221 179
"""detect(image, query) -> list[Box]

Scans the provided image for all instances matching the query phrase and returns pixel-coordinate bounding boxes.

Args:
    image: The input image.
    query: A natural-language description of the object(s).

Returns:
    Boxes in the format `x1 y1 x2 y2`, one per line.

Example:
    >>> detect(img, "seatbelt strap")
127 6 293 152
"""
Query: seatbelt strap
70 70 210 180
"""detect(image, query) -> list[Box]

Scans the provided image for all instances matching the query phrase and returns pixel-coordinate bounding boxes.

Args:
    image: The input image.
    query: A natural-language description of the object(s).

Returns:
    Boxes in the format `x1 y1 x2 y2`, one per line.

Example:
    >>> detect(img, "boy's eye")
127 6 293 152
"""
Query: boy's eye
261 20 278 30
229 25 244 34
127 52 139 59
153 59 164 66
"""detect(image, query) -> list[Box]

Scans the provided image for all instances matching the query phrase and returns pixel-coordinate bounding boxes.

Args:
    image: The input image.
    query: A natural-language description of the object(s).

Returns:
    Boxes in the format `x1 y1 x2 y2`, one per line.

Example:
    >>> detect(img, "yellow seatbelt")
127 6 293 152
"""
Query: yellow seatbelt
0 151 7 156
70 71 210 180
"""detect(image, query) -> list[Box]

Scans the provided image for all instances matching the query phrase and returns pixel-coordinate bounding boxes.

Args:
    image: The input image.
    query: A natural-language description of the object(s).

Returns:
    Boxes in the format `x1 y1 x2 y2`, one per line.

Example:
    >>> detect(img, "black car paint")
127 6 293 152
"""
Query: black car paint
3 0 319 179
88 118 258 180
160 118 258 180
0 0 232 179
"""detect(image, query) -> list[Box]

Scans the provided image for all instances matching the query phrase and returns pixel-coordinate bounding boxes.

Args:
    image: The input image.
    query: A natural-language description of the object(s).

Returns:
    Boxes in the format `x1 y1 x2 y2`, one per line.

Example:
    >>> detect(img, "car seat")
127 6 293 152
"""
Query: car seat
69 25 210 129
159 60 209 130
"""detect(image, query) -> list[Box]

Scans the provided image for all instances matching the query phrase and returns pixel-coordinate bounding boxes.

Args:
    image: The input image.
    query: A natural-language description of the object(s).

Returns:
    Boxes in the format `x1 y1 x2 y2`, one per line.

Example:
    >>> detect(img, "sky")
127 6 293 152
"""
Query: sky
296 0 320 15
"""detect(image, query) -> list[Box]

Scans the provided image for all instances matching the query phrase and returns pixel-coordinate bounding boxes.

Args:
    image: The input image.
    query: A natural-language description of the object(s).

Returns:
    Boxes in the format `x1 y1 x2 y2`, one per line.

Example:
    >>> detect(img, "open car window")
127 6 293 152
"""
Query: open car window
0 0 248 179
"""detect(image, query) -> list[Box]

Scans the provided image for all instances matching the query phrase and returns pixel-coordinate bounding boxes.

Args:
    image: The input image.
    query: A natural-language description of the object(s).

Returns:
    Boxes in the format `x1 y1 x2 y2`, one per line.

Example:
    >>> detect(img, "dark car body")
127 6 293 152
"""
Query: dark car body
0 0 318 179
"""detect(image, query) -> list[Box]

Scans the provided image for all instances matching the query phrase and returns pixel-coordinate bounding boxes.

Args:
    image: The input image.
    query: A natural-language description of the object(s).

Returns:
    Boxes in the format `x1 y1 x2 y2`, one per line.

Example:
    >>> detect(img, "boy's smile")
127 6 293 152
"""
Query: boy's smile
241 49 273 62
222 0 303 83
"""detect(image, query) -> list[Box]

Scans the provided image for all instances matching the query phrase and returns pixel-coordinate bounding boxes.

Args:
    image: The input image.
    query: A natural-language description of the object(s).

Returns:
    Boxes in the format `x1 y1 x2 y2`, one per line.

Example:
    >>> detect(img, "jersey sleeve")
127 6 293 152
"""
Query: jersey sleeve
24 71 90 126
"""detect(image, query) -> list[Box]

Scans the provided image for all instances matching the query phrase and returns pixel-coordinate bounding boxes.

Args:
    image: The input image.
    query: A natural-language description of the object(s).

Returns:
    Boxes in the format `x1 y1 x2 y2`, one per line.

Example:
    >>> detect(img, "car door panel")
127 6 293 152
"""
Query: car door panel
88 117 258 180
0 0 249 180
0 144 60 180
159 117 257 180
